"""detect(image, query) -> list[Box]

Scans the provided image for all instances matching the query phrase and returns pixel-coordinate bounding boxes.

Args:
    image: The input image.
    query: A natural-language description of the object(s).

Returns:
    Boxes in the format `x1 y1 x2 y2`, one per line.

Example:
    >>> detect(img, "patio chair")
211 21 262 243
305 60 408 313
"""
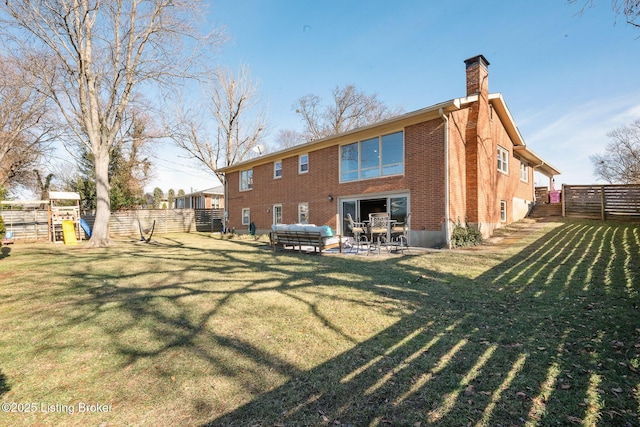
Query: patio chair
346 213 368 254
368 212 390 255
391 213 410 254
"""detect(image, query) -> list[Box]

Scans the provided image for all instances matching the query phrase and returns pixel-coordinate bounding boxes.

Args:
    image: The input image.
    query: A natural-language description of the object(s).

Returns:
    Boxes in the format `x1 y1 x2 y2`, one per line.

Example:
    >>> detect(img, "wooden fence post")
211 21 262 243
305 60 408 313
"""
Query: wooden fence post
561 184 566 217
601 185 606 221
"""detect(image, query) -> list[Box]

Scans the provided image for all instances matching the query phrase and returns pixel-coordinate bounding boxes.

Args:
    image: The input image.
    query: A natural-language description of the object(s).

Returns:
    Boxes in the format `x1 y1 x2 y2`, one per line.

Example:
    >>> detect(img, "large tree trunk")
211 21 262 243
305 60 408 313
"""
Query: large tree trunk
0 1 225 248
88 150 111 247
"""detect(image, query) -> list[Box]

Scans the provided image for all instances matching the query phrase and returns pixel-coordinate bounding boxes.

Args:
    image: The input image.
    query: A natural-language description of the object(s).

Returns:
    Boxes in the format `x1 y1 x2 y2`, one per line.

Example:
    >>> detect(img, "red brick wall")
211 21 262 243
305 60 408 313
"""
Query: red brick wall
225 120 447 234
227 149 343 232
225 104 534 238
404 120 445 231
448 109 469 226
491 113 535 223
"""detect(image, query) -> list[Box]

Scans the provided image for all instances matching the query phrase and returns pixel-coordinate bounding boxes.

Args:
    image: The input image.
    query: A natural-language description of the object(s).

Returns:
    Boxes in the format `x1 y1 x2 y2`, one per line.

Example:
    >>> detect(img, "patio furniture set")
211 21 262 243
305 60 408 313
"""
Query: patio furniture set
346 213 410 255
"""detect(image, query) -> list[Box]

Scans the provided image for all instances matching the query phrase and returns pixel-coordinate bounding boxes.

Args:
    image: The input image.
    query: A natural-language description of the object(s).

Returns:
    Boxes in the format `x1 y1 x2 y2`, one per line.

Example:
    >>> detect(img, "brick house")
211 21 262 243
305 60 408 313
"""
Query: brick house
218 55 560 248
175 186 224 209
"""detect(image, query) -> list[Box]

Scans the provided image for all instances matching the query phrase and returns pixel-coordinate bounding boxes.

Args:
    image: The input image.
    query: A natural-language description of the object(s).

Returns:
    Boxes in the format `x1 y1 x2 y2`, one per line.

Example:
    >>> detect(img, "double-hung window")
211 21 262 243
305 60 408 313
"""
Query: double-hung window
240 169 253 191
299 154 309 174
242 208 251 225
274 161 282 179
520 161 528 182
497 146 509 174
340 131 404 182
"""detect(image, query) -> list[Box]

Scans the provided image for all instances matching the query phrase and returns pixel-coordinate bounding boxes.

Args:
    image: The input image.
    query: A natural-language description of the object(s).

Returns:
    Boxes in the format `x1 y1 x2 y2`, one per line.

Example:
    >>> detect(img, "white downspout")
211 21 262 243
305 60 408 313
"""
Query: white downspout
439 108 451 248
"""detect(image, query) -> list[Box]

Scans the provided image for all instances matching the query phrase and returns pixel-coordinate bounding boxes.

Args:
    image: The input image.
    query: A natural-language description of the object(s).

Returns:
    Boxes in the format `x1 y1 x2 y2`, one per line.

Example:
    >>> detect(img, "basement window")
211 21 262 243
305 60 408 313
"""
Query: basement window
500 200 507 222
242 208 250 226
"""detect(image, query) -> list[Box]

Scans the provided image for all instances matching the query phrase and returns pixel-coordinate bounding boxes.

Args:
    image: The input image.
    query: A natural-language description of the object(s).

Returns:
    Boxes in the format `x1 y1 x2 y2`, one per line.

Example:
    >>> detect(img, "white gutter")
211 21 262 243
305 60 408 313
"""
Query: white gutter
439 108 451 248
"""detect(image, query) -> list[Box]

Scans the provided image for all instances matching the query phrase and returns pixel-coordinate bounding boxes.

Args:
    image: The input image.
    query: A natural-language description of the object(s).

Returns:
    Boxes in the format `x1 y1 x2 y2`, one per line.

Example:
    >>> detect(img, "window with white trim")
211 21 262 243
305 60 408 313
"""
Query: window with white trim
299 154 309 174
274 161 282 179
500 200 507 222
240 169 253 191
298 203 309 224
340 131 404 182
497 146 509 174
520 161 529 182
212 196 221 209
242 208 250 225
273 204 282 225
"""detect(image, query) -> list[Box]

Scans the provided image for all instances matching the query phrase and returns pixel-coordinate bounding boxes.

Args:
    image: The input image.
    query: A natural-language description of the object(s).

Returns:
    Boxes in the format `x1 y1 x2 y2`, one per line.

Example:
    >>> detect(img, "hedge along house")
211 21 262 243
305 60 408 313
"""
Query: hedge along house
218 55 560 248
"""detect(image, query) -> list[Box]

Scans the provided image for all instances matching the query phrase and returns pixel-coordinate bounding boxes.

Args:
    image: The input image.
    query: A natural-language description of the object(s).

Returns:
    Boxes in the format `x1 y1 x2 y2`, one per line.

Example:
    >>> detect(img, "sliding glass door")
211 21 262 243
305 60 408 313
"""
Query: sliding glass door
340 194 408 236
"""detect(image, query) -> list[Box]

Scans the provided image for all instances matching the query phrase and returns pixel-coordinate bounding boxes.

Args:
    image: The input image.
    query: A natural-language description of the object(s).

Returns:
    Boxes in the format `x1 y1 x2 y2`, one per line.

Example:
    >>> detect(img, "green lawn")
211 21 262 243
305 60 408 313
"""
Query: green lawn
0 219 639 426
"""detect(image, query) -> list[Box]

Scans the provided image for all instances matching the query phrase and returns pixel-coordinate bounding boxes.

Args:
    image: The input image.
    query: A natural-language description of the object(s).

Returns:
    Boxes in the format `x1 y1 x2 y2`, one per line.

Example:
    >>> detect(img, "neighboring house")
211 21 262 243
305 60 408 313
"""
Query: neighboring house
218 55 560 248
175 186 224 209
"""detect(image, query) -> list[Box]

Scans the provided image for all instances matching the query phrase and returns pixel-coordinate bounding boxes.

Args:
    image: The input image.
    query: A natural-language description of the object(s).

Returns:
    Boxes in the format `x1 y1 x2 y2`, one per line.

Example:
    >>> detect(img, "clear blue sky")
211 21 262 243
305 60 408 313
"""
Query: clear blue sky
148 0 640 193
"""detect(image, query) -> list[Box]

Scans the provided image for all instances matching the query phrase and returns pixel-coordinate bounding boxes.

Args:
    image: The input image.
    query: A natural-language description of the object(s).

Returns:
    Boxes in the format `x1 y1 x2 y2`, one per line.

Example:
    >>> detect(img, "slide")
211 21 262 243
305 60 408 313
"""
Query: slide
80 218 92 238
62 220 78 245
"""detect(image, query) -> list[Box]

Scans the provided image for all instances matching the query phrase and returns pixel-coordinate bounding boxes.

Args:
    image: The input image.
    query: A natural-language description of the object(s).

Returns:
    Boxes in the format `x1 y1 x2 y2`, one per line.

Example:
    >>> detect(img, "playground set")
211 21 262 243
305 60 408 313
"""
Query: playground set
48 191 84 244
1 191 161 245
1 191 90 245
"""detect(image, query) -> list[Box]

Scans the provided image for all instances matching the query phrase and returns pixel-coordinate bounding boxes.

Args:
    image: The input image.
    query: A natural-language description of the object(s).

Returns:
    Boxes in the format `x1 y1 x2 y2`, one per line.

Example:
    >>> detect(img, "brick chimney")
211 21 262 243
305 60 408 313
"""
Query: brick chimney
464 54 491 227
464 54 490 97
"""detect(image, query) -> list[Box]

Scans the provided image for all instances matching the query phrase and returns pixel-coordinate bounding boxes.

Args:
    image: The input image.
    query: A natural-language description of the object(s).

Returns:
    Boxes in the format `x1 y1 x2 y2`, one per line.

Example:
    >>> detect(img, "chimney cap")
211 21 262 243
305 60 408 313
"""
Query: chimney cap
464 54 490 68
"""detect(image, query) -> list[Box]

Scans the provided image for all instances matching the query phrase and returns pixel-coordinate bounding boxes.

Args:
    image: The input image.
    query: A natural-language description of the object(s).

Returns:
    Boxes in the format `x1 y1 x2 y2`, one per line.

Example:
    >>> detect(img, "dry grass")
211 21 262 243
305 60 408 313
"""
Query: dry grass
0 219 639 426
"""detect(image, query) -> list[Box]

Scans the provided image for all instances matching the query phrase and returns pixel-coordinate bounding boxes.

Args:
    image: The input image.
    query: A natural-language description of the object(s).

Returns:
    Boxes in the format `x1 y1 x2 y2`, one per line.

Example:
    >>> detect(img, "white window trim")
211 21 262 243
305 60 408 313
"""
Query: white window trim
298 202 309 224
240 169 253 191
497 146 509 175
242 208 250 226
520 161 529 182
274 160 282 179
273 204 283 225
299 154 309 174
500 200 507 222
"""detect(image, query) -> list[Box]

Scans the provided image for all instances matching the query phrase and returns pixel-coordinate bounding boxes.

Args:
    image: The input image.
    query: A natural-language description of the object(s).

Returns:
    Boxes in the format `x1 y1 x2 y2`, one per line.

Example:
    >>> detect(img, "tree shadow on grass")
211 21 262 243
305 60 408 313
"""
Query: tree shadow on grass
0 246 11 259
23 221 639 426
201 220 640 426
0 370 9 396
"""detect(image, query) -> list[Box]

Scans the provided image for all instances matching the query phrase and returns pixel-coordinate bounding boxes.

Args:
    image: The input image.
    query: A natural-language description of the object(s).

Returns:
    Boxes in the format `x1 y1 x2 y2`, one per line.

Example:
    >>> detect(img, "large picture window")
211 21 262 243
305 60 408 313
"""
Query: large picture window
340 131 404 182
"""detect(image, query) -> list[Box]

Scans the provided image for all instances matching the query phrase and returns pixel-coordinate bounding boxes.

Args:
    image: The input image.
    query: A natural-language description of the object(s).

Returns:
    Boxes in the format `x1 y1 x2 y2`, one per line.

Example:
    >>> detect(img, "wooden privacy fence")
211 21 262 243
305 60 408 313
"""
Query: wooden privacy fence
0 208 224 242
81 208 225 238
563 184 640 221
0 209 49 241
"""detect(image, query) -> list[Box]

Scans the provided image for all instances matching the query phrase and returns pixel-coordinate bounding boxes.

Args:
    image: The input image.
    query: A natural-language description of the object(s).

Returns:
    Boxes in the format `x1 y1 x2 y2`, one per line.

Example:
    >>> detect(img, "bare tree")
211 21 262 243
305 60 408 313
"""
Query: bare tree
0 0 223 247
570 0 640 28
0 55 56 191
293 84 403 141
169 66 268 184
591 119 640 184
34 171 55 201
274 129 305 150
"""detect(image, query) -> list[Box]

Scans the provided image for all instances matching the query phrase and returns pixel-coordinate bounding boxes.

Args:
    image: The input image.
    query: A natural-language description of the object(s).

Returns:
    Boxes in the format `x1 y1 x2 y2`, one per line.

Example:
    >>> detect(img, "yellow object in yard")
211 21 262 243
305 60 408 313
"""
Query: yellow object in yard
62 220 78 245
